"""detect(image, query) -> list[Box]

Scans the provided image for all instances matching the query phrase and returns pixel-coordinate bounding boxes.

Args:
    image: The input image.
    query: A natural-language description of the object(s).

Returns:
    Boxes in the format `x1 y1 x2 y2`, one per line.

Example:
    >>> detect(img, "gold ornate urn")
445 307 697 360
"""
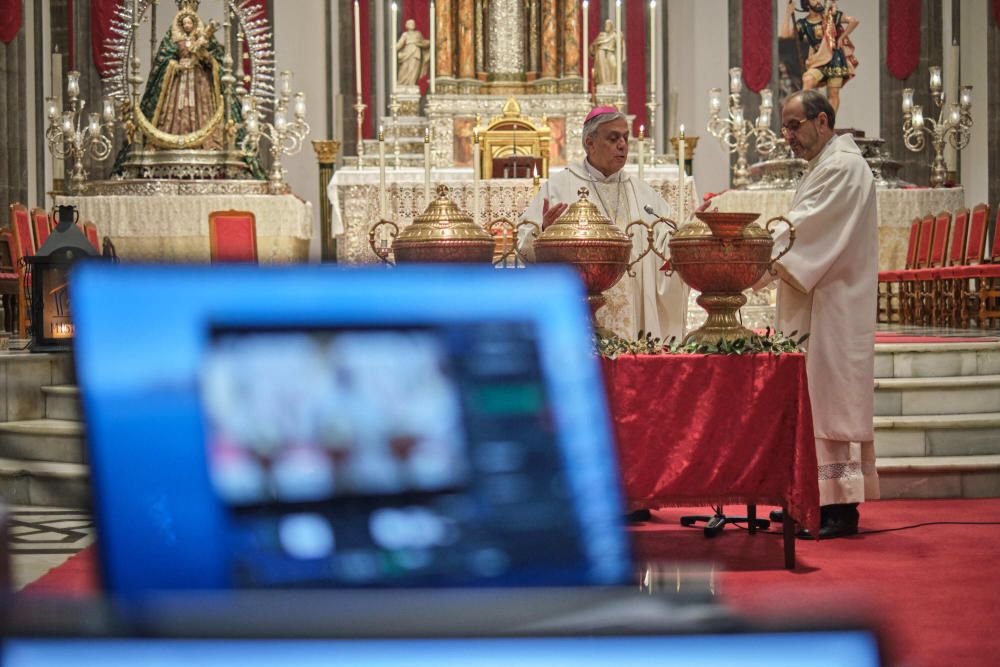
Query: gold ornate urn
668 210 794 344
369 185 495 264
525 187 667 317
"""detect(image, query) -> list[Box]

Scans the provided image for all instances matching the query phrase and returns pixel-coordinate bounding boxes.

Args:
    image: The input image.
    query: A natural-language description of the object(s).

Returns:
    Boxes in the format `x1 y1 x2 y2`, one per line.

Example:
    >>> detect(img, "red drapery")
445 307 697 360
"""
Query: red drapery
403 0 430 96
91 0 118 76
602 354 820 535
994 0 1000 27
0 0 21 43
586 0 600 99
886 0 921 80
741 0 772 93
625 0 647 136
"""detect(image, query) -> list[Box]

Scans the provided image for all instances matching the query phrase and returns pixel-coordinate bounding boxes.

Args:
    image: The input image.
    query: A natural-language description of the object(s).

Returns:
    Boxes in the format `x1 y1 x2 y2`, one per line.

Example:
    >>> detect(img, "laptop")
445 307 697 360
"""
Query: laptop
69 264 630 596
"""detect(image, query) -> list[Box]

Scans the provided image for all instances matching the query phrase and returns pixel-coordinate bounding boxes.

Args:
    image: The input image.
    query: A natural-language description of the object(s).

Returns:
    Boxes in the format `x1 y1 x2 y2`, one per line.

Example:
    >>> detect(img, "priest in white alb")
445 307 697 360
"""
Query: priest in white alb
518 107 688 342
758 90 879 539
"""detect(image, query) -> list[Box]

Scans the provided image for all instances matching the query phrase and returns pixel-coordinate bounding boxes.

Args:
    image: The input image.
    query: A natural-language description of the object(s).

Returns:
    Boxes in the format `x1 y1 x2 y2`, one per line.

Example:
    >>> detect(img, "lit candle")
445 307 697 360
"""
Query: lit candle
929 66 942 92
101 97 116 123
353 1 362 98
615 0 622 89
60 111 73 134
946 102 961 127
637 124 645 181
390 2 398 96
649 1 656 97
901 88 914 114
472 126 481 224
911 106 924 131
274 109 288 133
729 67 742 95
430 2 436 94
378 126 387 218
582 1 589 94
294 93 307 120
87 113 101 136
46 97 59 121
532 164 540 196
960 86 973 109
424 127 431 204
66 70 80 99
677 124 685 224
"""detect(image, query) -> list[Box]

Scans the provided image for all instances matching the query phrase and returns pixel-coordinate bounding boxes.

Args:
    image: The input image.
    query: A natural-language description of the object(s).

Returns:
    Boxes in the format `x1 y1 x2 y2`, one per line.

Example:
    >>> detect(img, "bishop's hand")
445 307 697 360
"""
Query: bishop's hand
541 198 568 230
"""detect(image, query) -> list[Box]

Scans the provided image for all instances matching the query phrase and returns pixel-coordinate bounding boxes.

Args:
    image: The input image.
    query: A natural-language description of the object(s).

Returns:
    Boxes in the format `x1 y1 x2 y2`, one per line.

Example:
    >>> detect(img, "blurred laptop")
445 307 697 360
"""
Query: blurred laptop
69 264 631 596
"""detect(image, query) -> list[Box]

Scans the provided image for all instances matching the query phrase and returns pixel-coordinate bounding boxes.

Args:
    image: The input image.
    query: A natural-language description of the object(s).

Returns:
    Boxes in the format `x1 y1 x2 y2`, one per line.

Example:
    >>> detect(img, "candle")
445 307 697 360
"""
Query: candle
66 71 80 99
353 1 362 97
532 164 540 196
424 128 431 204
390 2 398 96
677 124 685 224
615 0 622 89
378 126 387 219
637 124 645 181
929 66 942 92
430 2 436 94
582 1 589 94
649 1 656 97
472 126 481 224
901 88 914 114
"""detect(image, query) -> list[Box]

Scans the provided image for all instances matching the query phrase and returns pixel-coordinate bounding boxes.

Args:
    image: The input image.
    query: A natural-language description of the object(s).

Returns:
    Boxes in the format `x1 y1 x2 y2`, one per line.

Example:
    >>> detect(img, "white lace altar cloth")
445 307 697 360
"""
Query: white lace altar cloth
712 186 967 272
54 194 313 263
329 165 693 264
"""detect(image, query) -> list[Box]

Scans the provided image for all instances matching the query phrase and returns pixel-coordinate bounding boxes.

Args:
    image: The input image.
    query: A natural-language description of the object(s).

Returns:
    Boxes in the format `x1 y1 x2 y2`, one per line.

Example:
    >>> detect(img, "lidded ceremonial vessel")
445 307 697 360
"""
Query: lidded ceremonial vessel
369 185 495 264
668 210 794 344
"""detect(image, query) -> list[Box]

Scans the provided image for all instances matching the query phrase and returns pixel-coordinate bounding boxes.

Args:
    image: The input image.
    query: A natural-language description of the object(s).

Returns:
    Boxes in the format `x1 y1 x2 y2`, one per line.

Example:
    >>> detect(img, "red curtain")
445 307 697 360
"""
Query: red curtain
403 0 430 96
886 0 921 80
625 0 647 136
91 0 118 76
741 0 772 93
0 0 21 43
587 0 600 98
994 0 1000 27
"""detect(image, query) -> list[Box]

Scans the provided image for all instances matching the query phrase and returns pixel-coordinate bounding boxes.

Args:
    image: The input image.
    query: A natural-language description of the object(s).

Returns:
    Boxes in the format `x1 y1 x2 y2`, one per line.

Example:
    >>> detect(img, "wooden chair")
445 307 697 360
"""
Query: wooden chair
935 208 969 327
209 210 258 263
938 204 991 327
0 230 19 334
909 211 952 326
8 204 36 338
81 221 101 252
972 206 1000 328
30 208 52 249
898 215 935 325
877 218 920 323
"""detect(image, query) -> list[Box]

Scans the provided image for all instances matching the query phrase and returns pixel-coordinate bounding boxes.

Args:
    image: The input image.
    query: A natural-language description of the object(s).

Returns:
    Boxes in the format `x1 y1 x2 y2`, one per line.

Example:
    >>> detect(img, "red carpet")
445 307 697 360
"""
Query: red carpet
20 499 1000 667
875 333 997 344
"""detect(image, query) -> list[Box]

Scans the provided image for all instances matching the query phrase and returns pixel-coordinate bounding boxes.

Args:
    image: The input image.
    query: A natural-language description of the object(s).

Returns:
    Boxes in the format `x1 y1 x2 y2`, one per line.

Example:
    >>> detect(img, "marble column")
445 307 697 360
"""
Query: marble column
528 0 540 75
486 0 526 78
435 0 454 79
561 0 581 78
539 0 558 79
457 0 475 79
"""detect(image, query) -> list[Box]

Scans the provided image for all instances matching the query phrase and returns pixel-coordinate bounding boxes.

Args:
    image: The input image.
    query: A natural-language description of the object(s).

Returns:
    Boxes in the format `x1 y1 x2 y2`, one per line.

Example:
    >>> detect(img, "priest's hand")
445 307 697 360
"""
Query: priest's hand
542 198 568 230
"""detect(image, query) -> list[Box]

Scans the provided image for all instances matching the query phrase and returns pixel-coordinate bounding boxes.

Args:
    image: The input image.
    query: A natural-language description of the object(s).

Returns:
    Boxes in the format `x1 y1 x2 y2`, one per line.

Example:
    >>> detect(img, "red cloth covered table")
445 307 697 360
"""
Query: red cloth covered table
602 353 821 558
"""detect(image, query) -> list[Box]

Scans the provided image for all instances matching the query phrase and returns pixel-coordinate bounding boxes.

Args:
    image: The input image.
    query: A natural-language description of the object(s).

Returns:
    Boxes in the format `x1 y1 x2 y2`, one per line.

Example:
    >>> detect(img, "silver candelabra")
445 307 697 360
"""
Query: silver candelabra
45 71 116 194
706 67 779 189
901 66 973 188
240 70 311 193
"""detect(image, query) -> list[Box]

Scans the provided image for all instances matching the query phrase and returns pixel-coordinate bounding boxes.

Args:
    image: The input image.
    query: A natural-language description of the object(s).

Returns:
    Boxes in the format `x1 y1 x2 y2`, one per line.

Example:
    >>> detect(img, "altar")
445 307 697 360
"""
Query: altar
330 165 697 264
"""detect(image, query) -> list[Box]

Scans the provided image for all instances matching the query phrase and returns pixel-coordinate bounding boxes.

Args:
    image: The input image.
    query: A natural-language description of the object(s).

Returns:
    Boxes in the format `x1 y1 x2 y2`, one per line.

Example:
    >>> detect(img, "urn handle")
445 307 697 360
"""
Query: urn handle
765 215 796 275
368 219 399 266
503 219 540 267
624 219 673 277
485 218 523 267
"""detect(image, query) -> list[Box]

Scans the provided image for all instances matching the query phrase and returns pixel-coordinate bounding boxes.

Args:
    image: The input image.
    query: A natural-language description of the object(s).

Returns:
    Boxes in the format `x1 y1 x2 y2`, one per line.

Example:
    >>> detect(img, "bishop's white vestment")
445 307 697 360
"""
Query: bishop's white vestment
519 160 689 341
762 133 880 506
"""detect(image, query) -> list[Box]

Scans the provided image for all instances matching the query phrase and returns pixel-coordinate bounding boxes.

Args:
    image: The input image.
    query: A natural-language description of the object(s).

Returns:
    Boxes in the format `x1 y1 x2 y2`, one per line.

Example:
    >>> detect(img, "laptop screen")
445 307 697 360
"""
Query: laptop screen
70 265 630 595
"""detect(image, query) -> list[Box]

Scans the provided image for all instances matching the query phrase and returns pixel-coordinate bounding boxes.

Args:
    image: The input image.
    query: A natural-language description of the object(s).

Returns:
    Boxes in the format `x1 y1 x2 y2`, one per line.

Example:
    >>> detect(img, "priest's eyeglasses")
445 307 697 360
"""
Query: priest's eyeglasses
780 117 812 135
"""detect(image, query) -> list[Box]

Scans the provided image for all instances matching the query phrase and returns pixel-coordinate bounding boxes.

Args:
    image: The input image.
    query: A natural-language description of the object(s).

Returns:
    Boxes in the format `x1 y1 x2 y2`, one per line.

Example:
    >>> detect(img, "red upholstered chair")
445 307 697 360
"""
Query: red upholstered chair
82 221 101 252
31 208 52 249
971 206 1000 327
877 218 921 323
898 215 935 325
908 211 952 326
0 230 19 334
936 208 969 327
8 204 36 338
938 204 990 327
209 210 258 263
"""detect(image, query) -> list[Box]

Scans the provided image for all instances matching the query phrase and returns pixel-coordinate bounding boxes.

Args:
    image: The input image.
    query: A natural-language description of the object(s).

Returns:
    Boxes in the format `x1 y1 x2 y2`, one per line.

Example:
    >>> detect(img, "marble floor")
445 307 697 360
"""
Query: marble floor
6 505 94 591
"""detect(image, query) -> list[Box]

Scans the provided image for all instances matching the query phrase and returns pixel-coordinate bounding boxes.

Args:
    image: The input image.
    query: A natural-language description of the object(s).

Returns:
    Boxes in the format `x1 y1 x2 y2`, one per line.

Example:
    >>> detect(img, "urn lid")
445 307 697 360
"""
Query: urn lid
537 187 630 243
671 210 770 241
397 184 493 244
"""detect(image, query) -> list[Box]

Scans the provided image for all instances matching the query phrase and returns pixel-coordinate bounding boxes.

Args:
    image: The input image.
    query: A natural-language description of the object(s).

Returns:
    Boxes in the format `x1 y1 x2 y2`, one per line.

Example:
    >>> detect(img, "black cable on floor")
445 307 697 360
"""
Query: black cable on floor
722 520 1000 536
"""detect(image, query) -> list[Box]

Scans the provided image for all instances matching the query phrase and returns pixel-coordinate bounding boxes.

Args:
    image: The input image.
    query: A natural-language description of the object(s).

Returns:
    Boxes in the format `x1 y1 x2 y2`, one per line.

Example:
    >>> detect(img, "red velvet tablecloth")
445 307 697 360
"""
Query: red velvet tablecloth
602 353 820 535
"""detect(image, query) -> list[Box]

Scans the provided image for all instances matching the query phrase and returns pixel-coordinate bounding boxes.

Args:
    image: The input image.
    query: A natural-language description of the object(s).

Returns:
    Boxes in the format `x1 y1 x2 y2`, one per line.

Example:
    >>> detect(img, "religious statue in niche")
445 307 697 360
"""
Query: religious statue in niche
138 0 227 150
779 0 859 112
590 19 624 88
396 18 430 87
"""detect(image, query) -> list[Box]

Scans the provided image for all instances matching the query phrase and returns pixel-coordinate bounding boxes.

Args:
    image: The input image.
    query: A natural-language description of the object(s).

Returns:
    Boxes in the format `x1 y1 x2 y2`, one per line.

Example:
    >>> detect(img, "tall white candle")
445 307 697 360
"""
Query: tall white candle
353 0 362 97
424 128 431 204
649 1 656 97
677 124 686 224
582 1 589 94
378 126 387 219
472 126 481 224
390 2 398 96
615 0 622 89
430 2 436 94
637 125 645 181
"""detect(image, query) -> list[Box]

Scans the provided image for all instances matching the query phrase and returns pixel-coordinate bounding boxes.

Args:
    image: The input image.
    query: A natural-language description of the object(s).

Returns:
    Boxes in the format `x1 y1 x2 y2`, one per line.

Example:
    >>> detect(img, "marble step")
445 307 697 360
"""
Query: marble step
0 419 86 463
874 374 1000 416
874 412 1000 458
874 341 1000 379
41 385 81 421
877 454 1000 499
0 456 89 507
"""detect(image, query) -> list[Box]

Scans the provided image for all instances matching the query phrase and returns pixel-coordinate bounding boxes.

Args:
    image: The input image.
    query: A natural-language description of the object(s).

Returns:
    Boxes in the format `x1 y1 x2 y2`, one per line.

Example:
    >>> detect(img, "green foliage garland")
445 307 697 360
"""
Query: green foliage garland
596 328 809 359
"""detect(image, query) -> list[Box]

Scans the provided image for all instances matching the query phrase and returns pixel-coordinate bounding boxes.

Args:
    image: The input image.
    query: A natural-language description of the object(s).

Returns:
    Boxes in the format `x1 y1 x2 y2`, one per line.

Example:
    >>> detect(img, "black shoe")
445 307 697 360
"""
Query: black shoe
769 509 784 523
797 503 859 540
626 509 652 523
